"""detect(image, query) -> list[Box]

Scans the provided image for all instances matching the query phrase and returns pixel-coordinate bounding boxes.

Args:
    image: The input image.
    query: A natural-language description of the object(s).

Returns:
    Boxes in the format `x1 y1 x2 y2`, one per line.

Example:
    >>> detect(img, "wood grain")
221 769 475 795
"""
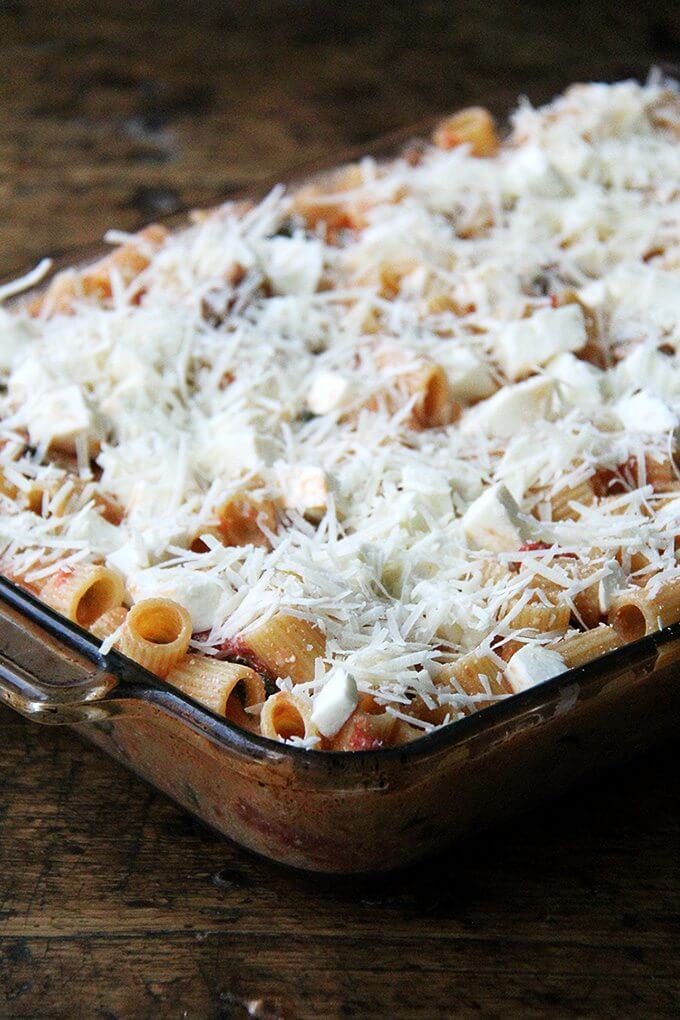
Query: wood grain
1 1 679 1016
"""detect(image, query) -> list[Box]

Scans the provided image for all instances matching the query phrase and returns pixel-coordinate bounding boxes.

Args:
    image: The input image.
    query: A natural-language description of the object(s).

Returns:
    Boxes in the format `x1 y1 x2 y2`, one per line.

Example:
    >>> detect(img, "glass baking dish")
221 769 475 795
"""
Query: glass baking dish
1 107 679 872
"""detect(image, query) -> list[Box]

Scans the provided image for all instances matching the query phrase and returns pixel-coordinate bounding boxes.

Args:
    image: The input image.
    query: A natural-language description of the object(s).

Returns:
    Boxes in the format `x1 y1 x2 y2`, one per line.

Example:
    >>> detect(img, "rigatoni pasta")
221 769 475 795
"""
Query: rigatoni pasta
119 598 191 678
166 655 265 726
41 564 125 628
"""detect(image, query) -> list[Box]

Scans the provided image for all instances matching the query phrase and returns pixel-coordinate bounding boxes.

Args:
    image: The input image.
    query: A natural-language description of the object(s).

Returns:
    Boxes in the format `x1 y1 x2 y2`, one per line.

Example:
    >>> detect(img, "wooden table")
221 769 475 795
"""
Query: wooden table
0 3 679 1016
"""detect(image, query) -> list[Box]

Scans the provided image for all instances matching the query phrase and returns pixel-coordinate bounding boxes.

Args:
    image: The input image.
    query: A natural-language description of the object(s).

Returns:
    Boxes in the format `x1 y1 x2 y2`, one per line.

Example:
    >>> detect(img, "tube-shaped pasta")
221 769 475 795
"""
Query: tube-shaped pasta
213 492 277 548
506 599 571 637
292 164 370 232
119 597 192 678
550 478 596 521
166 655 265 727
259 691 319 742
437 651 511 711
609 579 680 642
30 224 167 316
331 709 398 750
89 605 128 641
375 349 460 428
41 564 126 628
567 561 613 629
238 614 325 684
410 360 460 429
433 107 499 157
500 577 570 636
549 625 622 668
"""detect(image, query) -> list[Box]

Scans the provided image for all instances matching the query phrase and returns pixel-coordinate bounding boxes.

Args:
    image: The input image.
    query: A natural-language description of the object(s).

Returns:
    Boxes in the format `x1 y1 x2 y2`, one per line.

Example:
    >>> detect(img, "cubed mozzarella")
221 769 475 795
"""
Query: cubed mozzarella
26 385 92 450
263 235 323 296
614 390 676 433
106 538 150 577
603 265 680 334
278 464 330 519
505 645 568 693
199 423 279 478
493 305 587 381
0 312 38 375
502 145 566 198
437 346 497 402
311 668 359 737
545 351 604 410
307 371 353 415
8 353 52 402
401 464 452 517
67 508 125 556
460 376 558 438
498 427 587 501
613 344 680 404
128 566 223 632
462 483 533 552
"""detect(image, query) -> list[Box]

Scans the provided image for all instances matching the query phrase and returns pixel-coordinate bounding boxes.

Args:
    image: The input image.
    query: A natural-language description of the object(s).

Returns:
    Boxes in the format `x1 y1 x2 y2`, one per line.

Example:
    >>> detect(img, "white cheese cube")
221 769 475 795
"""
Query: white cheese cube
462 483 533 552
311 668 359 738
437 346 497 402
505 645 568 694
107 538 149 578
26 385 92 451
449 461 484 502
128 566 223 632
140 522 190 561
8 353 51 402
493 305 587 381
613 345 680 404
614 391 676 433
498 427 587 502
544 351 604 411
278 464 330 519
401 464 450 496
263 235 323 296
604 265 680 334
67 508 125 556
307 371 353 415
598 559 625 615
199 423 278 478
401 464 452 518
502 145 566 199
460 376 558 438
0 311 38 375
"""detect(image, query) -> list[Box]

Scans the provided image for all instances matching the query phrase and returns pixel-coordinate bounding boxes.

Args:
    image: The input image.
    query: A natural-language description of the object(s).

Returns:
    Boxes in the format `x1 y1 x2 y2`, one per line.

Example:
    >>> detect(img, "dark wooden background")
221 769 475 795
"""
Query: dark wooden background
1 2 679 1016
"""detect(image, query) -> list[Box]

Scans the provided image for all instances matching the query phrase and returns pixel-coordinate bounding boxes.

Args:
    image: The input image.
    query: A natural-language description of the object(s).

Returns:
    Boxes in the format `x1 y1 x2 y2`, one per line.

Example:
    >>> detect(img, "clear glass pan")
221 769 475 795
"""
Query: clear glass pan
1 113 679 872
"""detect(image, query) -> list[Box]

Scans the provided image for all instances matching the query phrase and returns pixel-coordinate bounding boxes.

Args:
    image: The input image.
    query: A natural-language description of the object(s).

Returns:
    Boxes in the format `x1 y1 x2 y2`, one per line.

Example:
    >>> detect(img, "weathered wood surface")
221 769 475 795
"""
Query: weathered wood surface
1 1 679 1016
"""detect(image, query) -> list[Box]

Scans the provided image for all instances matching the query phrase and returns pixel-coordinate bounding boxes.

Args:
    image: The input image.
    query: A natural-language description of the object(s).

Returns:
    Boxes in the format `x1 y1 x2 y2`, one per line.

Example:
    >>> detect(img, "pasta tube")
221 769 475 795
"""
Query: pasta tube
331 709 398 750
30 224 167 316
549 625 622 668
550 478 596 521
41 564 125 628
437 651 511 711
433 107 499 157
89 605 128 641
260 691 319 742
609 579 680 642
119 597 192 678
166 655 265 727
239 614 325 684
